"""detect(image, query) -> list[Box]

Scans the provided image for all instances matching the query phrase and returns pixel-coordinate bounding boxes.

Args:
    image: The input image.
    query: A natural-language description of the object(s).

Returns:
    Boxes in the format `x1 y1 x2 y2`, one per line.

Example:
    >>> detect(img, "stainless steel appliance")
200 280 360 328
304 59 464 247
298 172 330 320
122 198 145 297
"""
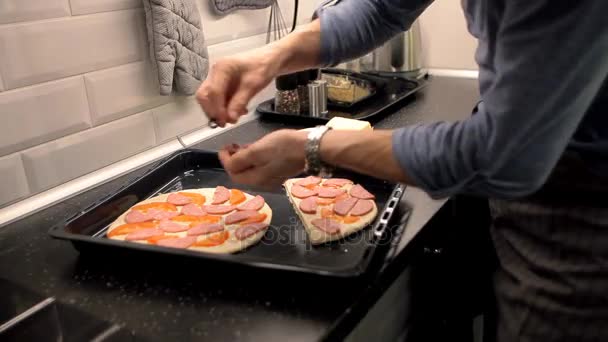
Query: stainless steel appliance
339 20 424 79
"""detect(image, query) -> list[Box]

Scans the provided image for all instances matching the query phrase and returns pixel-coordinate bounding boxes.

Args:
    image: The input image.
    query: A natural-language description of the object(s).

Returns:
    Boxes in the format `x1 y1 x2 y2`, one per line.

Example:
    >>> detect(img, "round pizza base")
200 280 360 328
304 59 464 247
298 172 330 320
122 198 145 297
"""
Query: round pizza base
107 188 272 254
283 179 378 245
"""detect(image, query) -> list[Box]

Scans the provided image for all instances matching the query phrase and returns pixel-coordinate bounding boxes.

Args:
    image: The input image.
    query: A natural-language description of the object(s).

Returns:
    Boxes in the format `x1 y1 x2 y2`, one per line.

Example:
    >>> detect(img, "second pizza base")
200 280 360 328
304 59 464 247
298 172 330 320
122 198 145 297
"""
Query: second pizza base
284 179 378 245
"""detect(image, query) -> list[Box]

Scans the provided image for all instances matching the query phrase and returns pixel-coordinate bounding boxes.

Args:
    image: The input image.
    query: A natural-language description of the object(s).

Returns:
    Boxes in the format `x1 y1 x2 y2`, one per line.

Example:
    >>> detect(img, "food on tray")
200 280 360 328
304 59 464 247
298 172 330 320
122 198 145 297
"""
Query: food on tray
284 176 378 244
322 73 372 104
326 117 373 131
107 188 272 254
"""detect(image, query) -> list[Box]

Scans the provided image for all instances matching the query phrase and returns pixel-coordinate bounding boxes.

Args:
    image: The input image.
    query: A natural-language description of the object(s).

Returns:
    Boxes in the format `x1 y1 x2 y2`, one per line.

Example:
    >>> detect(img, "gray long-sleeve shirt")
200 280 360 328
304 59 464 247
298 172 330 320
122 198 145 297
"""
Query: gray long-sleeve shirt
318 0 608 199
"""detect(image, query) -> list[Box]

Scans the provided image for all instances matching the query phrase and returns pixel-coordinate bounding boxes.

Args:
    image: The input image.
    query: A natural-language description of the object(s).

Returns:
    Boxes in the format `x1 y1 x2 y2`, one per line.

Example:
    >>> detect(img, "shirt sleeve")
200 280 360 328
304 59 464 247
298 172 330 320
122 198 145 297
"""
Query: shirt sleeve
317 0 433 66
392 1 608 199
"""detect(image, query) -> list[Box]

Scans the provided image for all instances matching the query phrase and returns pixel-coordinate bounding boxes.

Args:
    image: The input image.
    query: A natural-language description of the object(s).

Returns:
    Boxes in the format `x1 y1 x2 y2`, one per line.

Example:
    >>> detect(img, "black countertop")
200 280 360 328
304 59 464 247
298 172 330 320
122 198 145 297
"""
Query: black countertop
0 76 479 341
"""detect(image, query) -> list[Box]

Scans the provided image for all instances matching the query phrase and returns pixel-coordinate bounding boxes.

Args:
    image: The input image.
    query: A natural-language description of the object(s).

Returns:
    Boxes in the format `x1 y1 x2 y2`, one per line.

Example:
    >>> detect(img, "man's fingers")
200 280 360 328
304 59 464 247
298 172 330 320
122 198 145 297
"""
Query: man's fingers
219 147 255 174
196 68 230 127
226 85 259 123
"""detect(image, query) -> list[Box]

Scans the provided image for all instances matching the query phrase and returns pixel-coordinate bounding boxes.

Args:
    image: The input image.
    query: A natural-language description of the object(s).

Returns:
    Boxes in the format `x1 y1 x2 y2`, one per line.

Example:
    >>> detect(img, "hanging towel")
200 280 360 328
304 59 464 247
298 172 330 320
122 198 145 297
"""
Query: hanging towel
142 0 209 96
211 0 273 15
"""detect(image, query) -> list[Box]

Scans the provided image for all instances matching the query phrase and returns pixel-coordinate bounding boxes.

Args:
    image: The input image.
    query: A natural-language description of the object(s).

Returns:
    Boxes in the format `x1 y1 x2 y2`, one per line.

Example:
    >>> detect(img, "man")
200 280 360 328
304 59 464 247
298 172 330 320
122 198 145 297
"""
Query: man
197 1 608 341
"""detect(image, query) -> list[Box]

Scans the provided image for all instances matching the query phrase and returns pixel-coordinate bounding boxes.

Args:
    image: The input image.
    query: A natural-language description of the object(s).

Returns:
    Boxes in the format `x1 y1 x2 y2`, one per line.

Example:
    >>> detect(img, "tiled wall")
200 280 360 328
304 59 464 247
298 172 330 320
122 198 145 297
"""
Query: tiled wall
0 0 317 207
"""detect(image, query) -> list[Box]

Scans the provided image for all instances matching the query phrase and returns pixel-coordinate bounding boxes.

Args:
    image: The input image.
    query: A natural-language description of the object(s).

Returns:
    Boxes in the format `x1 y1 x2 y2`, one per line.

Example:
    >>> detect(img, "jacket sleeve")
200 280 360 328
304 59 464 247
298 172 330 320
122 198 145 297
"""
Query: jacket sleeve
392 1 608 199
317 0 433 66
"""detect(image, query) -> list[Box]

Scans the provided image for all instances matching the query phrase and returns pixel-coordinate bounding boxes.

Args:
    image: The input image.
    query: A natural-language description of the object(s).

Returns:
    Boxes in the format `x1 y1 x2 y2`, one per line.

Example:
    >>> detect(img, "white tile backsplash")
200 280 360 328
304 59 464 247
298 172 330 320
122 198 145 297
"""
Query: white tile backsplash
69 0 141 16
0 0 71 25
0 77 91 157
84 61 171 125
0 2 314 207
0 9 146 89
0 154 30 206
22 111 156 193
152 98 207 143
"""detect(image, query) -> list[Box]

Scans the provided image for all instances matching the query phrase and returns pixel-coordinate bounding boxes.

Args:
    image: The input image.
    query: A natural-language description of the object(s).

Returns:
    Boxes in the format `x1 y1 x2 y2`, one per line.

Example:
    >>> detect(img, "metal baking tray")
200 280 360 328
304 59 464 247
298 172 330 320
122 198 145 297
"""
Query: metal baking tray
49 150 405 278
257 70 427 125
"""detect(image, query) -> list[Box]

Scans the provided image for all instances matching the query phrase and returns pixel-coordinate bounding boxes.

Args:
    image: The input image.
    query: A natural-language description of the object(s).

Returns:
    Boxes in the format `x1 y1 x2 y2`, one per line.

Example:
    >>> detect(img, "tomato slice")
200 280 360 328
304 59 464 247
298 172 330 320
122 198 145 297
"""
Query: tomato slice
304 184 318 190
316 198 334 205
335 193 349 201
179 192 206 205
239 213 267 225
193 231 230 247
108 221 158 237
342 215 360 224
132 202 177 213
321 208 334 218
146 235 172 244
172 215 222 224
229 189 246 205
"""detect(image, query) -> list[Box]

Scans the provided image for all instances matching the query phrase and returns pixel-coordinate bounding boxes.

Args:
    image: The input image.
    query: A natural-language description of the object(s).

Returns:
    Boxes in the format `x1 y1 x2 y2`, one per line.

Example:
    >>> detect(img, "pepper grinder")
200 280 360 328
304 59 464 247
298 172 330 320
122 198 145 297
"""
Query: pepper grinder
274 74 300 114
308 79 329 118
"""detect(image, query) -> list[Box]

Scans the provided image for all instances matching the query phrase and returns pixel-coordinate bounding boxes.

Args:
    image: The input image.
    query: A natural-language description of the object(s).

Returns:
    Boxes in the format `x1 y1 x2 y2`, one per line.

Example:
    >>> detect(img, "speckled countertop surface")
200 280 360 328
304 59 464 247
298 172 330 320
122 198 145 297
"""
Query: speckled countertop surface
0 76 479 341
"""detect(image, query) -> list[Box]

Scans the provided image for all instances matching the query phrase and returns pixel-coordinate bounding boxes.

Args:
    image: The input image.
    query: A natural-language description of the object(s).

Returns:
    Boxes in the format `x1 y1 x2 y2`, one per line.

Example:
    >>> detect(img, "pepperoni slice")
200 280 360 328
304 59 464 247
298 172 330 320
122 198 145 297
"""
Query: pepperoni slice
237 195 265 211
225 210 259 225
299 196 318 214
290 185 318 198
350 184 375 200
212 186 230 204
156 236 197 249
295 176 322 187
159 219 189 233
317 187 346 198
333 197 358 216
239 213 268 225
125 228 165 241
229 189 246 205
180 192 206 205
187 223 224 236
193 231 230 247
148 209 180 221
125 210 152 224
181 203 207 216
132 202 177 212
311 218 341 234
167 193 191 205
235 222 269 240
108 221 158 237
350 200 374 216
204 205 237 215
322 178 353 187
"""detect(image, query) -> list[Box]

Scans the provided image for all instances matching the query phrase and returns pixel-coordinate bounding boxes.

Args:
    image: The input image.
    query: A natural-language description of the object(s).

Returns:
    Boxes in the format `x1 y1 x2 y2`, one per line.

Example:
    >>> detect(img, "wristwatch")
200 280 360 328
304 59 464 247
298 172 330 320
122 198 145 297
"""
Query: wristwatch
304 125 334 177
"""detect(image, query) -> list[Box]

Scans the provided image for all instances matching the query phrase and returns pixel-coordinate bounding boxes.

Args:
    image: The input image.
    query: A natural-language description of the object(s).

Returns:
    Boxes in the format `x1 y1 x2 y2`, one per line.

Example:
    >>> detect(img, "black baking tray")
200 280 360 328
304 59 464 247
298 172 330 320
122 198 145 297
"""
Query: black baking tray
257 70 427 125
49 149 405 278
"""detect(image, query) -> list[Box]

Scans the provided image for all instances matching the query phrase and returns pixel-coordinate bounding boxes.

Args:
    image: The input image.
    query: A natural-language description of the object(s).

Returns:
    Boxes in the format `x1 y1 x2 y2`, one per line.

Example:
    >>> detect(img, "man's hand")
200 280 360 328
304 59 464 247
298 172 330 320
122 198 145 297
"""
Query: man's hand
219 130 308 187
196 20 322 127
196 49 279 127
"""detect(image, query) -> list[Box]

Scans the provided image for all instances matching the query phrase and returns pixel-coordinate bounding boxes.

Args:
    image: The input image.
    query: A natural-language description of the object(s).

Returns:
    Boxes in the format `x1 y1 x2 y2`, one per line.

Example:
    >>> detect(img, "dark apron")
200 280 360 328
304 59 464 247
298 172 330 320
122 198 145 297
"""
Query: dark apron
490 150 608 342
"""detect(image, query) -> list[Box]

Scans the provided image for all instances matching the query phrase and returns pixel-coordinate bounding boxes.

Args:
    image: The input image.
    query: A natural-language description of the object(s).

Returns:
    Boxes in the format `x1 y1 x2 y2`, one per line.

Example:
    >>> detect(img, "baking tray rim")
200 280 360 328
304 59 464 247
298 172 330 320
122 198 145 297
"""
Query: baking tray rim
48 149 406 278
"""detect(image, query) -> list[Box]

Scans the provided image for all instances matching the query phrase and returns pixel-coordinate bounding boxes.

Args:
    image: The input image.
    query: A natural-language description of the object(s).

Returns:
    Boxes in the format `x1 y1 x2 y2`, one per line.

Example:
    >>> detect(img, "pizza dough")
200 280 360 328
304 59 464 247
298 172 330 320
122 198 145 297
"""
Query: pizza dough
107 188 272 254
284 177 378 245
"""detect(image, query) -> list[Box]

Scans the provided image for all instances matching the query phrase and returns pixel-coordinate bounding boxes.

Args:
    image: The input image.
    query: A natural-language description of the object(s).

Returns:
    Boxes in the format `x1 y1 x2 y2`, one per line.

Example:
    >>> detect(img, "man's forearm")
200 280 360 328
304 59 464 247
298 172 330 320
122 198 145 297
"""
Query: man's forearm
319 130 412 184
265 20 322 75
